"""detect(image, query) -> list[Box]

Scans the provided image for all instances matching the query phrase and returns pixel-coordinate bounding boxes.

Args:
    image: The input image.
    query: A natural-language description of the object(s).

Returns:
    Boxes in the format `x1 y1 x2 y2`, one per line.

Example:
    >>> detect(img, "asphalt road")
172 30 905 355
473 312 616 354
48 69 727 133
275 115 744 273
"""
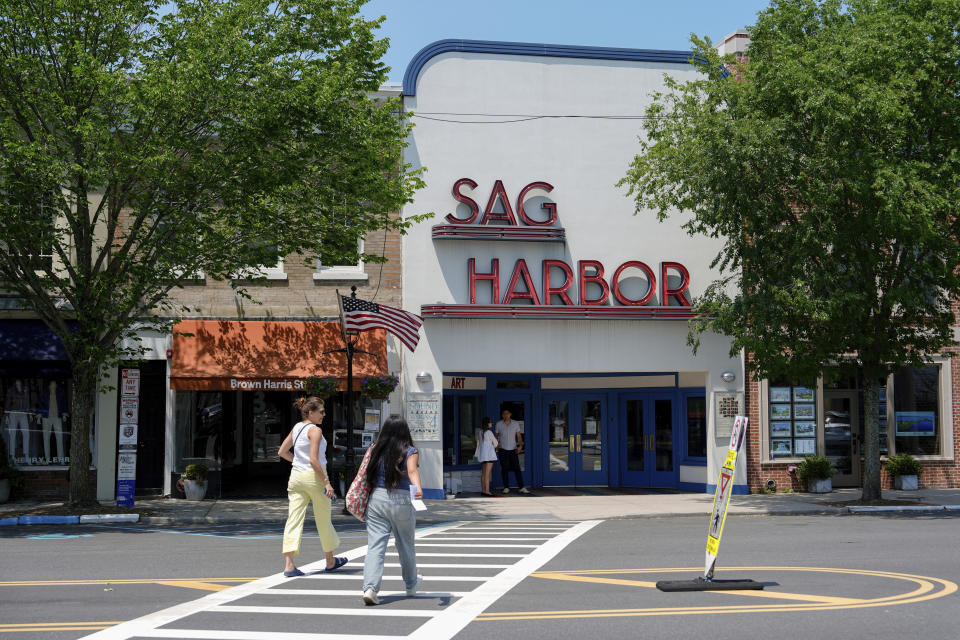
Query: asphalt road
1 513 958 640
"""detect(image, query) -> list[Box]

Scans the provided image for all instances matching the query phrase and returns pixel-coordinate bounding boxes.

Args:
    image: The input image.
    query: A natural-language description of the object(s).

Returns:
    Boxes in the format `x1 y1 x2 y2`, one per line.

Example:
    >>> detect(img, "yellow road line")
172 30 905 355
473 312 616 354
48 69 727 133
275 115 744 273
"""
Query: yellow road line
154 580 234 592
0 621 120 632
531 571 861 604
1 626 113 633
0 577 255 587
478 566 958 621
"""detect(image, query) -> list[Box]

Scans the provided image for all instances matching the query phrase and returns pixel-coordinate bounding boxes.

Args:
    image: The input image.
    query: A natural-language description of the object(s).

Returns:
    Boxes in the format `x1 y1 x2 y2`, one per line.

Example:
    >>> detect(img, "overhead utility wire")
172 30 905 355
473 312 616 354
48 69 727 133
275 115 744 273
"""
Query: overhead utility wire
410 111 669 124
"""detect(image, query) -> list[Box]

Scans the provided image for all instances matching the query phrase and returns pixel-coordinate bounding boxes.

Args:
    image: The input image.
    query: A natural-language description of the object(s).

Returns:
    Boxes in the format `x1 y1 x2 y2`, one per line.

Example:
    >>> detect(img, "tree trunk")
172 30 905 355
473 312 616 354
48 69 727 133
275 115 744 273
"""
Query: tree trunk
67 362 98 507
861 382 882 501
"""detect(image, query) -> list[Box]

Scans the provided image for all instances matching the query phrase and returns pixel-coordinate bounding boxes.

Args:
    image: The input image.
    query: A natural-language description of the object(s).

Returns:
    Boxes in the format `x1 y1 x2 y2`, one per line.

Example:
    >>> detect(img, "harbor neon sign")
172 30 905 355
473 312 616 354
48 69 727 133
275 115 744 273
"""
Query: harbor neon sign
468 258 691 307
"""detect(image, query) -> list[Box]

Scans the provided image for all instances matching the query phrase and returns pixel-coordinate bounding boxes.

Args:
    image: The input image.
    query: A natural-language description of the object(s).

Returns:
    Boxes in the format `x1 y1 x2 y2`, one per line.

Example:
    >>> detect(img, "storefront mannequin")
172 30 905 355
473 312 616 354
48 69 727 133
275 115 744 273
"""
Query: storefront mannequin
41 381 65 464
3 380 31 461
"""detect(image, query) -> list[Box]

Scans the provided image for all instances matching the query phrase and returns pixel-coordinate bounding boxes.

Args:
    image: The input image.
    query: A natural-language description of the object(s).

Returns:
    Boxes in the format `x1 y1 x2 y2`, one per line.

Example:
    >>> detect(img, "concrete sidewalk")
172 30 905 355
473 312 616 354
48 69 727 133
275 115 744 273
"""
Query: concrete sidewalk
6 487 959 526
143 487 960 524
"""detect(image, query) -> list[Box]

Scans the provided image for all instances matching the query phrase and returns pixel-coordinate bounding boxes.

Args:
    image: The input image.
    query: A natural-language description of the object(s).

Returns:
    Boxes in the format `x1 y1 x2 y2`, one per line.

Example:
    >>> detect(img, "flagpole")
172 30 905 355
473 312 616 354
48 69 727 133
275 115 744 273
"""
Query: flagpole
344 287 358 511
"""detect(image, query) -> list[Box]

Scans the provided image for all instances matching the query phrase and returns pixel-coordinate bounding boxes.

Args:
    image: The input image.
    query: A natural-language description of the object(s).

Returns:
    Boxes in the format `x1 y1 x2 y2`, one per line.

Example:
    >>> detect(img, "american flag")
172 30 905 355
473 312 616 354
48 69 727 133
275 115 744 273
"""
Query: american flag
341 295 423 352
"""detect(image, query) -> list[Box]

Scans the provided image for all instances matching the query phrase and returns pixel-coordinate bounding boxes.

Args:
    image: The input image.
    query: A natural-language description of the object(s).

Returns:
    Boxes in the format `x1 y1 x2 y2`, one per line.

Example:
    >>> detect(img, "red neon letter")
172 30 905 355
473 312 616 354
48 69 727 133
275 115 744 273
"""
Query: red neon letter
517 181 558 226
543 259 574 305
469 258 500 304
503 259 541 305
479 180 518 226
612 261 657 306
578 260 610 305
445 178 480 224
660 261 692 306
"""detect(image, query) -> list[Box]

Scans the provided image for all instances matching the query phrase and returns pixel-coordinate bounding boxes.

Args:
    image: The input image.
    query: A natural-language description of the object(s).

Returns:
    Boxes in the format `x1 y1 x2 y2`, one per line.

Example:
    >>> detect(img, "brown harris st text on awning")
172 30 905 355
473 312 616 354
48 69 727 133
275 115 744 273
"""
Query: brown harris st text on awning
169 320 388 391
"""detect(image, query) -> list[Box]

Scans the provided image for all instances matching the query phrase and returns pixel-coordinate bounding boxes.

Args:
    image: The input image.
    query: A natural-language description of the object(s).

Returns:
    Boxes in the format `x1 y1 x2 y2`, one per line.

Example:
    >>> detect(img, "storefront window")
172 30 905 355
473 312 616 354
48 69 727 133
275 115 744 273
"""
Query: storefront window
1 375 76 467
174 390 223 470
685 395 707 460
893 365 940 456
247 391 291 464
442 393 485 466
768 381 817 458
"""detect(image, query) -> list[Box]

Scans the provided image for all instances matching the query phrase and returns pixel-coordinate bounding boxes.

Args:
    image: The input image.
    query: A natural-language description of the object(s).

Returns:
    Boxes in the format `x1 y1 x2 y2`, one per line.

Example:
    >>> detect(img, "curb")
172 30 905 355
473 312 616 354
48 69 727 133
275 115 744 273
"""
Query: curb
848 505 957 513
3 505 958 527
0 513 140 526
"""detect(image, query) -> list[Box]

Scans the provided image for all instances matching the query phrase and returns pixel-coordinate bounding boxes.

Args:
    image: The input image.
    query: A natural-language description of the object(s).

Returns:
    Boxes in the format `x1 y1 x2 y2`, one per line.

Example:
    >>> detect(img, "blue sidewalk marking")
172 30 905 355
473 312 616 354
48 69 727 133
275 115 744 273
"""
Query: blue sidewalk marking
0 517 18 526
25 532 94 539
19 515 80 525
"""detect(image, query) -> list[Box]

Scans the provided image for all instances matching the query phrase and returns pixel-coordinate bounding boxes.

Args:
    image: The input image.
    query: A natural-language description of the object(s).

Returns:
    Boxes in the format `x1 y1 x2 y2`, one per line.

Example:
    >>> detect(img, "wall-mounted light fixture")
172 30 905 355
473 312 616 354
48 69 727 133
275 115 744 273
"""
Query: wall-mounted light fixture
720 371 736 384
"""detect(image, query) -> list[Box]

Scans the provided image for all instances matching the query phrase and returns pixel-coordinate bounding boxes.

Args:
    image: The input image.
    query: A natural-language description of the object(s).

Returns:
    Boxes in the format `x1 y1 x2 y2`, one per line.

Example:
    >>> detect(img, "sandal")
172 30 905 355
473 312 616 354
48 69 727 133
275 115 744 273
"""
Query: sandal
283 568 305 577
325 557 348 572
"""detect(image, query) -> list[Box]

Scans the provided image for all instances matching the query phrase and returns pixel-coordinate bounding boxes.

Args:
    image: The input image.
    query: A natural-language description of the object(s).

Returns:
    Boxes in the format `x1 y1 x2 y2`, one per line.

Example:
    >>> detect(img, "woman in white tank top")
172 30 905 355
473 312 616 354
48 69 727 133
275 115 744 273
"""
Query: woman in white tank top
278 396 347 577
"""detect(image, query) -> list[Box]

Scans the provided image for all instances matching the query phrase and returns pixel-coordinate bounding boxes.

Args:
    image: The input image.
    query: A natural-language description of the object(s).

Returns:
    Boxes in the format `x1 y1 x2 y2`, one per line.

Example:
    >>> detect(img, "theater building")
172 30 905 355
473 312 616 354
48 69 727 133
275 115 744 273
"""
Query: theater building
398 40 745 498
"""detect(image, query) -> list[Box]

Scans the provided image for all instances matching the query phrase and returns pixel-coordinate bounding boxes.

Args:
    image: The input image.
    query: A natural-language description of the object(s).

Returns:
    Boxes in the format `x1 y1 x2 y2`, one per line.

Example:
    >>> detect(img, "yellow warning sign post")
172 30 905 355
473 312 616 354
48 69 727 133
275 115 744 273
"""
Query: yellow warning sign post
657 415 762 592
705 415 747 579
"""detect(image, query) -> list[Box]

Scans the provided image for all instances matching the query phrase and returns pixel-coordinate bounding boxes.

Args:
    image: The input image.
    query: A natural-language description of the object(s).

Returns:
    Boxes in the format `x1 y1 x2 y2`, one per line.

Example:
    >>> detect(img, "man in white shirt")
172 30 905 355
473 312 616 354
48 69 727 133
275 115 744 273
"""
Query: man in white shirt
495 409 529 494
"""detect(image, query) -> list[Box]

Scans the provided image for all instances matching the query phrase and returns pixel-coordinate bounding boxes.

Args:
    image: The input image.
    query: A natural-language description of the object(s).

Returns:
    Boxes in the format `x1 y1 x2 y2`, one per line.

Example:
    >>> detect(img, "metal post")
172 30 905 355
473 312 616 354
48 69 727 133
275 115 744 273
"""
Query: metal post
343 287 358 510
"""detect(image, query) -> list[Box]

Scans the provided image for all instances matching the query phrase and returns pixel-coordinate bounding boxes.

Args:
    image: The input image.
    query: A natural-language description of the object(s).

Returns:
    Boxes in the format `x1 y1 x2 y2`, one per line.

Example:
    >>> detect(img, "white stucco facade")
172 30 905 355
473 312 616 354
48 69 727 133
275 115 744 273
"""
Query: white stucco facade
399 41 746 497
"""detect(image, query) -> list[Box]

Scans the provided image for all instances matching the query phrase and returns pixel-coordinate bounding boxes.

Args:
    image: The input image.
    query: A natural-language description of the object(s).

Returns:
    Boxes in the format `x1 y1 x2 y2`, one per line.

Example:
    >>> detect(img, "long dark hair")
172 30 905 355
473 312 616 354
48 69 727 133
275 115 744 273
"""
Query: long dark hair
366 415 415 490
482 417 492 430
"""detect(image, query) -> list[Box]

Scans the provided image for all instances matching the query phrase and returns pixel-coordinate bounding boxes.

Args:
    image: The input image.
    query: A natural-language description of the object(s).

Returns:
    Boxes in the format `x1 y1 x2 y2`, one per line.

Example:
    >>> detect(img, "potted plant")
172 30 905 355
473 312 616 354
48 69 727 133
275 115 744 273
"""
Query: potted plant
886 453 923 490
0 436 23 503
796 455 835 493
304 375 341 397
178 463 209 500
360 374 399 399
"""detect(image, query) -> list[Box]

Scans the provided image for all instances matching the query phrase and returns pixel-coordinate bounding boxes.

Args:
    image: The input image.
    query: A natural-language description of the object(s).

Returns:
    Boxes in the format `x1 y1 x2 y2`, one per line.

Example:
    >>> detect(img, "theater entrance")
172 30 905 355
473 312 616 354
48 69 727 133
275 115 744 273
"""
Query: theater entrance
541 393 608 486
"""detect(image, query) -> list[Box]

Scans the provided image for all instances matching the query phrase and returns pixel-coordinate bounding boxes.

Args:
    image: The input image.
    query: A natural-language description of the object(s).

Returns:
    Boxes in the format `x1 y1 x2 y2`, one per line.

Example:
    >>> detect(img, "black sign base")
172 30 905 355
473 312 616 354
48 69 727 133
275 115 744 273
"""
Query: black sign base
656 577 764 592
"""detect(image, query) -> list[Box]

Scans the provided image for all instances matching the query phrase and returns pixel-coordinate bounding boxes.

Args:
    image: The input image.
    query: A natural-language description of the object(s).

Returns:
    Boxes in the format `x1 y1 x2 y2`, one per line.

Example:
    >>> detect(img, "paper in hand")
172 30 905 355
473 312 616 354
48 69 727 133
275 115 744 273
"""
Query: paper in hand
410 485 427 511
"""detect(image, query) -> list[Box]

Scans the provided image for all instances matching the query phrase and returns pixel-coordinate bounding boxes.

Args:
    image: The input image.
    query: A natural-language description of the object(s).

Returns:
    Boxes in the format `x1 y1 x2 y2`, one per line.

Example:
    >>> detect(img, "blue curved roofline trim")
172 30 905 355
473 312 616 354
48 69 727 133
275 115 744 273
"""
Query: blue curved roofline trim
402 39 698 96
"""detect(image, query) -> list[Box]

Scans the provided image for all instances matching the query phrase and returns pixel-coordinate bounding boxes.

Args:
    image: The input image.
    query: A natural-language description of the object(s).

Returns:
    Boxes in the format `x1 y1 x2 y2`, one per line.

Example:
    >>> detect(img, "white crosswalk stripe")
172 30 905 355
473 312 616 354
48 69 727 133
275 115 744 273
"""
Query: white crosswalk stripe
80 519 600 640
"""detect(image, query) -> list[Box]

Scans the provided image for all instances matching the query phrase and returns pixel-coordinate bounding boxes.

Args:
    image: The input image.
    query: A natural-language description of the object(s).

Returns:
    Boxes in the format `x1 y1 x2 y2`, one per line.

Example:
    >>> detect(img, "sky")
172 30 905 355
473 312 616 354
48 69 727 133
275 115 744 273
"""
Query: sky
358 0 774 83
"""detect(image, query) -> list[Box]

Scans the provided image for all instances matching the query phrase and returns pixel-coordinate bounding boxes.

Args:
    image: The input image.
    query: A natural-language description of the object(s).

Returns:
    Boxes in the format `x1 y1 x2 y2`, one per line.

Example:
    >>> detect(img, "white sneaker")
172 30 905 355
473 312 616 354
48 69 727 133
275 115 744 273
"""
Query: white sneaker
406 573 423 597
362 588 379 605
519 487 530 494
502 487 510 494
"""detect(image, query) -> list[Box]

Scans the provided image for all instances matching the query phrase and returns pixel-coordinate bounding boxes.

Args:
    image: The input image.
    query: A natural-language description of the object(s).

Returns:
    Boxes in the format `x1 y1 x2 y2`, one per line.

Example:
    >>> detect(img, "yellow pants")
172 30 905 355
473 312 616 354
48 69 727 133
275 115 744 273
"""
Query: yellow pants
282 468 340 555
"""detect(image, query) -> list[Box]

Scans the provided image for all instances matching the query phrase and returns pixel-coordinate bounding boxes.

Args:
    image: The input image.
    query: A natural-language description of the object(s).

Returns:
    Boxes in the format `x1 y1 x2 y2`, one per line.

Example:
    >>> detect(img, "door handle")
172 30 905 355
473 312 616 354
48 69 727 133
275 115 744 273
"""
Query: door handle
569 435 575 452
577 434 581 452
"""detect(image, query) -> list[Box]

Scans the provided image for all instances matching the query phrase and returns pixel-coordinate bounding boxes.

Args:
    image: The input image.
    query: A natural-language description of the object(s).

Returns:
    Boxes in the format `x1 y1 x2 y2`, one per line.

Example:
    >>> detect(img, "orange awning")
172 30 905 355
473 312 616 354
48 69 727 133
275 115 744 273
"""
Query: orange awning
170 320 388 391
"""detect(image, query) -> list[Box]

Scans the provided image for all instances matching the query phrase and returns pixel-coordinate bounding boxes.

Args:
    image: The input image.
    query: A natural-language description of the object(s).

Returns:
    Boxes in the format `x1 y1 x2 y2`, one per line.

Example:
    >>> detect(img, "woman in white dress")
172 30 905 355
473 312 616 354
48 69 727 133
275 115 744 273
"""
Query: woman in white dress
476 417 499 496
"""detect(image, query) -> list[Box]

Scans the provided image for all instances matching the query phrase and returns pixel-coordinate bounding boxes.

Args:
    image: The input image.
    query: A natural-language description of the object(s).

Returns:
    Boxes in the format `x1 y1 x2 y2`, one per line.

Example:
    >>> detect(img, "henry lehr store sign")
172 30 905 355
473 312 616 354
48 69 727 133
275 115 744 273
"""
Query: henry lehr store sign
422 178 695 320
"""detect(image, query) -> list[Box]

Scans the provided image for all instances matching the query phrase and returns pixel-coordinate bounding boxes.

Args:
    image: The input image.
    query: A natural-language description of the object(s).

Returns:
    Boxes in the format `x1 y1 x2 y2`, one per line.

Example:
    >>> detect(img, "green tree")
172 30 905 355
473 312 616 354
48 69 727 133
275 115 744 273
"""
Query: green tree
0 0 424 505
621 0 960 500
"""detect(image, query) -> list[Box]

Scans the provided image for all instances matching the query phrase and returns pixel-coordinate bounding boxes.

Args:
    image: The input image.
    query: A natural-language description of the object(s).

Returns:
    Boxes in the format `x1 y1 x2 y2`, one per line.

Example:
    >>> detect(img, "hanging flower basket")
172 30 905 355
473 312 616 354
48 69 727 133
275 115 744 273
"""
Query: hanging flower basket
304 375 342 397
360 374 399 399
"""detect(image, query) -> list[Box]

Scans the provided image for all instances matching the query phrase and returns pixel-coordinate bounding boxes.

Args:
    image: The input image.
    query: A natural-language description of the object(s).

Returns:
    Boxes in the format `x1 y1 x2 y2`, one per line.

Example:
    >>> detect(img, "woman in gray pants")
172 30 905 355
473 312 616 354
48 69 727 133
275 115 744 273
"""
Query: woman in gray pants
361 416 423 605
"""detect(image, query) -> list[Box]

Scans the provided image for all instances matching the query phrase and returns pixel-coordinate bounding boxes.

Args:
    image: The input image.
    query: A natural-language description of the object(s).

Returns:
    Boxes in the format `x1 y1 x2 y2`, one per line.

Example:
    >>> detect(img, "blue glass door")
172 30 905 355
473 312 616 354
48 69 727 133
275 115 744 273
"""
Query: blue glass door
620 392 677 487
541 394 607 486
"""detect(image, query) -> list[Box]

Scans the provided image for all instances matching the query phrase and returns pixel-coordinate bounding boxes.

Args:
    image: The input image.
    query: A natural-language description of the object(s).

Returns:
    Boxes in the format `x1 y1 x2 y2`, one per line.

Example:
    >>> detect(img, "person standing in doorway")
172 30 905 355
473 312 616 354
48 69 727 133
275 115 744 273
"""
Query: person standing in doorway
278 396 348 577
476 417 498 496
495 409 529 494
362 416 423 605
